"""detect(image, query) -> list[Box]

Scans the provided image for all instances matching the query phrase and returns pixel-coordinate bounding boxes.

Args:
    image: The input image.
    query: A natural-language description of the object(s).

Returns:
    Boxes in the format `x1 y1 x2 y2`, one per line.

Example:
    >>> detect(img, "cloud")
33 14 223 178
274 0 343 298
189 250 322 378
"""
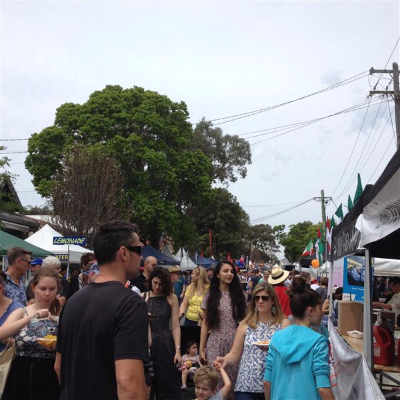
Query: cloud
320 70 343 86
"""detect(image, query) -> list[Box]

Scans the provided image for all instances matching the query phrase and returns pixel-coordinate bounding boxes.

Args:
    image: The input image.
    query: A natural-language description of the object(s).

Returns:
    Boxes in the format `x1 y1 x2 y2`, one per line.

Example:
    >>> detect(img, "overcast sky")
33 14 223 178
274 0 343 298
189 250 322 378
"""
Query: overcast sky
1 0 399 230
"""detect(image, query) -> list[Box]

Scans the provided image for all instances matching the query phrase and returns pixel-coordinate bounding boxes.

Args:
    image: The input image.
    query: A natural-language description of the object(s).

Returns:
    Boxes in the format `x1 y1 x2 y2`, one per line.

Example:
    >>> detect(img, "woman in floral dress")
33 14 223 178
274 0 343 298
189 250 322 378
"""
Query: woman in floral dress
199 261 247 399
214 282 289 400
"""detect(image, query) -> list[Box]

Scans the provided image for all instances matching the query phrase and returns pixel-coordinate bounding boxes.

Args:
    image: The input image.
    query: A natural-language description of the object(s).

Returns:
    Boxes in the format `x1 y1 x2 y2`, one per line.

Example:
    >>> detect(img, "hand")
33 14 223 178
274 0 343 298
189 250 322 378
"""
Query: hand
213 356 226 370
174 352 182 364
179 312 185 320
180 293 184 299
29 309 50 320
200 350 206 364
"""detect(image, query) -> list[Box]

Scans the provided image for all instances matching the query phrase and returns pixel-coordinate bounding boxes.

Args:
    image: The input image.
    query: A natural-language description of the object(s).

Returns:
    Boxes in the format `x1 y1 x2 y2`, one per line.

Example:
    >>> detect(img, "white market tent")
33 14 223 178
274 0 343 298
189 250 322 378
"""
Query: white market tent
175 248 196 271
25 224 92 263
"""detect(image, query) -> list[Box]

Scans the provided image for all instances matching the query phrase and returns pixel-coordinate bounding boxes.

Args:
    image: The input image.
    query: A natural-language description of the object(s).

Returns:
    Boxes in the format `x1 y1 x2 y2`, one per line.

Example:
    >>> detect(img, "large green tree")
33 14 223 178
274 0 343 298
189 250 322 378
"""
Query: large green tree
0 147 21 213
188 188 250 259
248 224 283 263
192 118 252 184
25 85 212 244
279 221 323 262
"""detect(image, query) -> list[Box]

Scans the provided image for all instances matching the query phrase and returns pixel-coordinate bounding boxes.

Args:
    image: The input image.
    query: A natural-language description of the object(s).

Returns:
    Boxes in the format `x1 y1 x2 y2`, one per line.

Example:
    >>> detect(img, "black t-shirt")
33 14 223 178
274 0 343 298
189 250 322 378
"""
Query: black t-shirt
130 272 148 293
57 281 148 400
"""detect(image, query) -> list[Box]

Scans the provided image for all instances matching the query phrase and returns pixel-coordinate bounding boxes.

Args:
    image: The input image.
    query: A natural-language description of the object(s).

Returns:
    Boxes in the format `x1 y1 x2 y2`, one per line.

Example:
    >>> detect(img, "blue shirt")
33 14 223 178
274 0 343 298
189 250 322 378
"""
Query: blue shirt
0 300 23 351
173 277 185 298
5 274 27 305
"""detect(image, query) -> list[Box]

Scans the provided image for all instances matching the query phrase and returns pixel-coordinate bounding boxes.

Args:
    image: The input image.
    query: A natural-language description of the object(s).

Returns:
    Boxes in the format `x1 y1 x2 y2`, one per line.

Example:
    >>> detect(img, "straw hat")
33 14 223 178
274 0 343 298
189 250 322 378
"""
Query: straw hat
268 266 289 285
168 265 181 273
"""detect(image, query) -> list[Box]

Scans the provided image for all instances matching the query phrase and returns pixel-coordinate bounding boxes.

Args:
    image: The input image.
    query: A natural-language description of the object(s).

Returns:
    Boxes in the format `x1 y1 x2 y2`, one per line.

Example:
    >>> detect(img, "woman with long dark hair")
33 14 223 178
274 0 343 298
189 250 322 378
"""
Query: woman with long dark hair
199 261 246 399
144 267 181 400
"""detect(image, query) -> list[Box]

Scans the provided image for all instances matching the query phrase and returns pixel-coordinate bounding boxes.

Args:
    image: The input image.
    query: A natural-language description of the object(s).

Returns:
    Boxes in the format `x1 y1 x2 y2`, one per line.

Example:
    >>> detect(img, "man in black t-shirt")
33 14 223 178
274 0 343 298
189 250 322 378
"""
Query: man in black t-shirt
55 220 148 400
130 255 157 292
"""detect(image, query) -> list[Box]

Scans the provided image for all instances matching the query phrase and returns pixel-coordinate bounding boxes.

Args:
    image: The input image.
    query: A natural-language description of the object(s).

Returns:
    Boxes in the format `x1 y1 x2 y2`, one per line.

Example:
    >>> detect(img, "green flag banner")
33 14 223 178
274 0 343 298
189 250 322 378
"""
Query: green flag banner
354 174 363 205
335 204 344 220
348 195 353 211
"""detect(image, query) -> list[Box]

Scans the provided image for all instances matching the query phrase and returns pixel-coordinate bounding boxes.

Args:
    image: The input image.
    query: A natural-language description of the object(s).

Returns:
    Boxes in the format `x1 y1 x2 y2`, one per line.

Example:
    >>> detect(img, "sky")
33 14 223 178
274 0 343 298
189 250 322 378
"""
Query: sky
1 0 399 231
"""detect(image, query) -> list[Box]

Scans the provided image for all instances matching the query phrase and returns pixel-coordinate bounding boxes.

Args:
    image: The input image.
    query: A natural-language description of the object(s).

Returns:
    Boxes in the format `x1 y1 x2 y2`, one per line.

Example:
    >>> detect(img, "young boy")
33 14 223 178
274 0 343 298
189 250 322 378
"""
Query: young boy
194 365 231 400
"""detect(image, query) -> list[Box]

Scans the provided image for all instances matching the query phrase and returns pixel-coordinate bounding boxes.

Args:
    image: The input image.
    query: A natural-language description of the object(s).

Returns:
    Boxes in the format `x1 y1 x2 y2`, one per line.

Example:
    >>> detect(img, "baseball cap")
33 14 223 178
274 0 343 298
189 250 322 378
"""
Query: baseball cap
30 258 43 266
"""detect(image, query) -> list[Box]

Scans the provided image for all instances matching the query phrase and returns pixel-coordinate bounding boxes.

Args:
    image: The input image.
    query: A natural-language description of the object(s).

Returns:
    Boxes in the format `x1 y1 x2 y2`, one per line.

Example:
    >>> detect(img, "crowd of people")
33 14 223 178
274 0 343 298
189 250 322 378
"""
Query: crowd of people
0 221 341 400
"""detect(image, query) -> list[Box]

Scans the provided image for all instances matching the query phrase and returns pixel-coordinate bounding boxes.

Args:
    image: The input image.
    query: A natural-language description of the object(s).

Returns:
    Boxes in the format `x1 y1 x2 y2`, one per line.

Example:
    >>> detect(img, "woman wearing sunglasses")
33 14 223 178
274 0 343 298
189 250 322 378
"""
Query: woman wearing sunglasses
214 282 289 400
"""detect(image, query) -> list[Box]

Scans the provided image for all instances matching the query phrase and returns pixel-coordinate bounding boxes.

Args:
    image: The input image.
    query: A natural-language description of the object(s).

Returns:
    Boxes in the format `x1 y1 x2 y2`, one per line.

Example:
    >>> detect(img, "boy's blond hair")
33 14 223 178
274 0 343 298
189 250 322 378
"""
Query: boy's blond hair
194 366 219 390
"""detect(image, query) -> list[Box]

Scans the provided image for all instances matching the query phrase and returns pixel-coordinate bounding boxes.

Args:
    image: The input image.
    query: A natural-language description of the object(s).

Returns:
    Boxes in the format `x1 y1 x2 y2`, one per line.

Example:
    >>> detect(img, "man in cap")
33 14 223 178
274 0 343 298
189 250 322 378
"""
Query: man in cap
26 258 43 302
268 266 291 317
55 220 148 400
5 247 32 305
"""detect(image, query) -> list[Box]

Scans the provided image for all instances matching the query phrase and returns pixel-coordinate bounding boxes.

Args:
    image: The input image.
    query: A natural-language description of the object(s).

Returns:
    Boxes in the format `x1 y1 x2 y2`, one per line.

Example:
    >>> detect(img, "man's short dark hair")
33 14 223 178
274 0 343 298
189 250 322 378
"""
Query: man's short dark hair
389 277 400 286
7 247 32 265
93 220 139 265
80 252 95 267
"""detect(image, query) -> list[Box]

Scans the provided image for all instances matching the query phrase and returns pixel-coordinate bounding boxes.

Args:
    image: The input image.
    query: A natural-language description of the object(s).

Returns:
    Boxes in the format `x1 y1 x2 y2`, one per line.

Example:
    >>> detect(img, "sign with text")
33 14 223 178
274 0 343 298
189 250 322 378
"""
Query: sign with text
54 254 69 261
53 237 86 246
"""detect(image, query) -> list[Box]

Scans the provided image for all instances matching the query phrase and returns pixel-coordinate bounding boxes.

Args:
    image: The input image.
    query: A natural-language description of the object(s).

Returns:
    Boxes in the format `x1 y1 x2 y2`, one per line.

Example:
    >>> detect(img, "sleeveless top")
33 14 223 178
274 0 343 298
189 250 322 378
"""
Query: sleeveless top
0 301 24 352
235 321 282 393
15 311 58 358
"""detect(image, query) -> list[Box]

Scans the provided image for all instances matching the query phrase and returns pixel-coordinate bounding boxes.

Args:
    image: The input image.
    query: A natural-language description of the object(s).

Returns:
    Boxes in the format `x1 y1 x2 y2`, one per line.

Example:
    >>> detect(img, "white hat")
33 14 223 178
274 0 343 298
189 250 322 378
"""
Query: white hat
268 266 289 285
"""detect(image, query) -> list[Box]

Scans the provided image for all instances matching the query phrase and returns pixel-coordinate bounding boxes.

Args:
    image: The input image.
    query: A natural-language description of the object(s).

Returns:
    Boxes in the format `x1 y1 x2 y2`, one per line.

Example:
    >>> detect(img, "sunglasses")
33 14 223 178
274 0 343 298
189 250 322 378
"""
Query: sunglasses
254 295 273 302
125 245 142 255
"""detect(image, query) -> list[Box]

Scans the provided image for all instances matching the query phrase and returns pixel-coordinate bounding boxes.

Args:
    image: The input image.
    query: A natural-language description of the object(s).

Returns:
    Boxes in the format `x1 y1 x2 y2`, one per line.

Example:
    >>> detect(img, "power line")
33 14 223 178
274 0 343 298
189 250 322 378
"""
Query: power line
250 199 313 224
367 136 395 182
191 71 369 127
249 96 383 147
334 105 394 201
242 199 311 207
0 151 28 155
0 138 28 142
334 96 386 198
373 36 400 90
330 96 373 198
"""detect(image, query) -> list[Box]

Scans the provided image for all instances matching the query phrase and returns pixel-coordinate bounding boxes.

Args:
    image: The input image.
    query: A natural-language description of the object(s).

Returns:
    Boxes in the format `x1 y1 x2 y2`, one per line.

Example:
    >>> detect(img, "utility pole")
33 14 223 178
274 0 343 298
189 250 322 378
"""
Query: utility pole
313 190 332 268
369 63 400 149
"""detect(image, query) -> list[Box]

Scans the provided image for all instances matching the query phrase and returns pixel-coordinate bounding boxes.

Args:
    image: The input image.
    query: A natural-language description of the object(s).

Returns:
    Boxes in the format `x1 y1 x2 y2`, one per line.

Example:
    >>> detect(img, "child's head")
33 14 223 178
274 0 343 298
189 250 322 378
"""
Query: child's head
186 340 198 355
194 366 219 400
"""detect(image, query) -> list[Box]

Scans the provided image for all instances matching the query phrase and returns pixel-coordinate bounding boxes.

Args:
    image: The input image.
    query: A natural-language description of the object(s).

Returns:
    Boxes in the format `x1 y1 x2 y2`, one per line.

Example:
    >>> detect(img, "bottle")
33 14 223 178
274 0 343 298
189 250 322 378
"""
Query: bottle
373 316 395 366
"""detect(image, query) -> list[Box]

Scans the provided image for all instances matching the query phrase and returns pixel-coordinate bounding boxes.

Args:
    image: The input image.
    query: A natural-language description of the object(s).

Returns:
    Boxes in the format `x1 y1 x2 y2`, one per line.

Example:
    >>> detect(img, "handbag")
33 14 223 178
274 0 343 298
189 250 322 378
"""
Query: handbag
0 340 16 397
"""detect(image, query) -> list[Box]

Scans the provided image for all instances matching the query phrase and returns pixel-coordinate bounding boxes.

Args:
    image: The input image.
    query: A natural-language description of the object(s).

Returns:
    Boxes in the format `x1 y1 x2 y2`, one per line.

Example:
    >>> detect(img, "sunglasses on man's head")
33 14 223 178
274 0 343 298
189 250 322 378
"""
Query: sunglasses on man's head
254 295 273 302
125 245 142 255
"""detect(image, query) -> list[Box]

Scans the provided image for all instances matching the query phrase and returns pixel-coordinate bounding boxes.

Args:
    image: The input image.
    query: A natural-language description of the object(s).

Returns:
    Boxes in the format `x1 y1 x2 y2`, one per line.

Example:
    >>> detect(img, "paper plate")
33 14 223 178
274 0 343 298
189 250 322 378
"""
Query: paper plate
252 341 270 348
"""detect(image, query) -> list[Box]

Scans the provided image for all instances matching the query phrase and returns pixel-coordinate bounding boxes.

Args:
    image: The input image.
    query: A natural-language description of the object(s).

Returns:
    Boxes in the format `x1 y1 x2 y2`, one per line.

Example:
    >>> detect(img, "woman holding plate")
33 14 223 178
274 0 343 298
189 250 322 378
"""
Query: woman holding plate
214 282 289 400
0 266 61 400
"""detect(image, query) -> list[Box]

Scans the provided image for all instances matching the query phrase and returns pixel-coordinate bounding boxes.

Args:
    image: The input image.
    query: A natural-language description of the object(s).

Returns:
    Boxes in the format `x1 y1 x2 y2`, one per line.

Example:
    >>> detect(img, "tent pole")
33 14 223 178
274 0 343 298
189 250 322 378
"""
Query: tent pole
363 247 374 371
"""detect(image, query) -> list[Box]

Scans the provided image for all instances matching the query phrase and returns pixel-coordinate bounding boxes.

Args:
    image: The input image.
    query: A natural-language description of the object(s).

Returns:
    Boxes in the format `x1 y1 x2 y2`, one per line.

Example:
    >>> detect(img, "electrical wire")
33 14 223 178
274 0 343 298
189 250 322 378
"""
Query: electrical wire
373 36 400 90
191 71 369 127
0 138 28 142
333 95 386 198
250 199 313 223
330 96 373 198
247 97 383 145
367 136 395 183
242 199 311 207
334 105 394 201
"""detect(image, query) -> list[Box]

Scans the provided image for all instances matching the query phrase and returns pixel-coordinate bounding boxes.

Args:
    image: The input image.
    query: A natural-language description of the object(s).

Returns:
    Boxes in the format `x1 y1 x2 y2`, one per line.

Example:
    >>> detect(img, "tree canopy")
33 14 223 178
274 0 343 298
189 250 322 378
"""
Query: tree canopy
25 85 213 244
192 118 252 184
278 221 323 262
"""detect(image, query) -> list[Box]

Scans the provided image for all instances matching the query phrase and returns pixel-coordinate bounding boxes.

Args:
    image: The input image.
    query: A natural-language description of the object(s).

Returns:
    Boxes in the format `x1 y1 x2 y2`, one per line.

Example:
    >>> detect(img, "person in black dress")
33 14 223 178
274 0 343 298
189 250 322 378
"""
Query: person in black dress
144 267 181 400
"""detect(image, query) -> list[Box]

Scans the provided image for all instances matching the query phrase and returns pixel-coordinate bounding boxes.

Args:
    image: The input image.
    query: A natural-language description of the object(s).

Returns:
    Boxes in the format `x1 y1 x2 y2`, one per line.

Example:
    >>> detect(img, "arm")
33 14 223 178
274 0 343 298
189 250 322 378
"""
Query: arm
318 387 335 400
54 352 61 383
179 295 189 318
169 294 182 364
264 381 271 400
322 299 330 314
115 359 148 400
372 302 392 310
0 308 50 341
199 310 208 364
218 367 232 400
282 318 291 329
215 323 246 368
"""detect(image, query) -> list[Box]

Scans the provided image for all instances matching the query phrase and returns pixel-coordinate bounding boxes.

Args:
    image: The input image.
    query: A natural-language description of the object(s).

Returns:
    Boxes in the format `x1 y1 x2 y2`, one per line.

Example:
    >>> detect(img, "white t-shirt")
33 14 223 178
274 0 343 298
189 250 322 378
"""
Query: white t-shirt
389 293 400 321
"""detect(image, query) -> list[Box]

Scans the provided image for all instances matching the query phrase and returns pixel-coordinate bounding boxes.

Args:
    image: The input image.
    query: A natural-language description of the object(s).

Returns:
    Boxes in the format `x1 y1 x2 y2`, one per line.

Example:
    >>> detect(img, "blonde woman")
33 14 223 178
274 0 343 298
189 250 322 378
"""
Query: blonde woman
214 282 289 400
179 266 209 326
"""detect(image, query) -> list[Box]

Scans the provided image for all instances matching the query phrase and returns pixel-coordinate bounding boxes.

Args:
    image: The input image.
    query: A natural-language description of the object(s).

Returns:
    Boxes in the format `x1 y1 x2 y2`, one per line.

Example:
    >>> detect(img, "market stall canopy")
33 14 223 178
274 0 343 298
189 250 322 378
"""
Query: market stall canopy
25 224 92 263
0 230 51 258
142 245 180 266
174 248 196 271
193 255 217 267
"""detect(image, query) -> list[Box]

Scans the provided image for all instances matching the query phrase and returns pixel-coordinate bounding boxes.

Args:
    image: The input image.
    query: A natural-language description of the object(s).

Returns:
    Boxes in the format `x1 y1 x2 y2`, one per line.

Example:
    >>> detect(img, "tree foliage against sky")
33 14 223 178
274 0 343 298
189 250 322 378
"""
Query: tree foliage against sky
25 85 213 244
278 221 323 262
192 118 252 184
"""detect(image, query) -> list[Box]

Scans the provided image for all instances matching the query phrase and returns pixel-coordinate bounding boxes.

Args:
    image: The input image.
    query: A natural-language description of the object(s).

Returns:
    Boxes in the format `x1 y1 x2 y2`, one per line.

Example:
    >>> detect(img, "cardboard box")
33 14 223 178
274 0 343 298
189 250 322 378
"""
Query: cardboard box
337 301 364 335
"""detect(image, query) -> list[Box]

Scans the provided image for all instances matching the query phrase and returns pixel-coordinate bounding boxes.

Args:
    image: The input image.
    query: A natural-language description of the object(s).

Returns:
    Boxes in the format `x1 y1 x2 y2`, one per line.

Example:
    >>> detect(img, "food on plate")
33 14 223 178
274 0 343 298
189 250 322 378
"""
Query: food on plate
37 334 57 350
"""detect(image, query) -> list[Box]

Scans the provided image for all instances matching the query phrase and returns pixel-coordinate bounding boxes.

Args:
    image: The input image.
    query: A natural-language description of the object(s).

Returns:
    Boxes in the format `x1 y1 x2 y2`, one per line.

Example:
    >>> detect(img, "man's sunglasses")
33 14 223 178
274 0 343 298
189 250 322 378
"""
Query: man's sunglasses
254 295 273 302
125 245 142 255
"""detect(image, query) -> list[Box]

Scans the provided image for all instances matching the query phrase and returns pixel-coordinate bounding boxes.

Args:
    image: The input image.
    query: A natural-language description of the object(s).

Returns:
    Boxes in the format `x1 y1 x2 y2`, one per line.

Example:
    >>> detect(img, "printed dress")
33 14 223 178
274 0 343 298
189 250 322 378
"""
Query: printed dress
202 291 239 399
235 321 282 394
